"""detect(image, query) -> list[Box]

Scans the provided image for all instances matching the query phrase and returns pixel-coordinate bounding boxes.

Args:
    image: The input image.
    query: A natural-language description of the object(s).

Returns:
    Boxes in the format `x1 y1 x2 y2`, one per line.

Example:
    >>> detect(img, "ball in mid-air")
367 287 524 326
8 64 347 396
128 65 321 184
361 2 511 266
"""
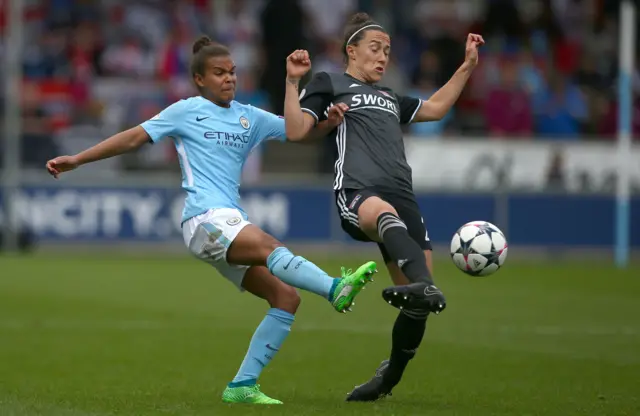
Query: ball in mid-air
450 221 508 276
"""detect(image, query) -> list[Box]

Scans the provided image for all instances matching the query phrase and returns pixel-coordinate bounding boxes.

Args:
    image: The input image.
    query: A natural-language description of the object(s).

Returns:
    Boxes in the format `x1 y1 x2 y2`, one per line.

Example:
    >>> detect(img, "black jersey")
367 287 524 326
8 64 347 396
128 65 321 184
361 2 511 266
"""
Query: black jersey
299 71 422 194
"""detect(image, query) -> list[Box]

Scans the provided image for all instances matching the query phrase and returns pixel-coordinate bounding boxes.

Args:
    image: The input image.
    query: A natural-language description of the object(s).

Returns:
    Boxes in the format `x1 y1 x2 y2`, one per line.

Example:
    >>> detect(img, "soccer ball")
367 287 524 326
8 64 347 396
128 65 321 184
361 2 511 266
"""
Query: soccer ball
450 221 508 276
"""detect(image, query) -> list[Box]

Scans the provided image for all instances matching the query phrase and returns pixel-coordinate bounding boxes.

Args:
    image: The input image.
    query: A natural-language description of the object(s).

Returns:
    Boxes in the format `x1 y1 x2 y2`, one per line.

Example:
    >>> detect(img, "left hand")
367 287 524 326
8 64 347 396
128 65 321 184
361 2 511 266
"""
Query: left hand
464 33 485 67
326 103 349 129
46 155 80 179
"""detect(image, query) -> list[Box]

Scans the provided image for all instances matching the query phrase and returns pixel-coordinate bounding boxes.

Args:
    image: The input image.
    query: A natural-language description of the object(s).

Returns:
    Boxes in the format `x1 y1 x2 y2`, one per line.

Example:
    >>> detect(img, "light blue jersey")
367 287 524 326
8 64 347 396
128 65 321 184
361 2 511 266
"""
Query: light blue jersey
140 96 287 223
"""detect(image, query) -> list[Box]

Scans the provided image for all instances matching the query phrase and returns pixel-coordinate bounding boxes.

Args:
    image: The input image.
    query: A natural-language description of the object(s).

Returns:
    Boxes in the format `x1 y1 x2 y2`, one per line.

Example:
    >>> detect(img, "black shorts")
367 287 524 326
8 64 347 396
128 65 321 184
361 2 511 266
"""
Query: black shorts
335 188 432 263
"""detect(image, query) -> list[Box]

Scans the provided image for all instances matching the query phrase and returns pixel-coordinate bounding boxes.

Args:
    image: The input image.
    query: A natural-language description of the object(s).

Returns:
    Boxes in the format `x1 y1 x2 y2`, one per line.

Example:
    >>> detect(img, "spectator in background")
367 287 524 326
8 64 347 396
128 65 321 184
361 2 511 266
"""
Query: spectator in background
378 56 409 94
235 70 271 184
528 0 564 57
407 50 451 137
411 50 444 88
533 72 587 138
260 0 308 114
21 83 59 168
407 77 453 138
213 0 260 72
301 0 356 41
574 52 607 92
412 0 466 80
485 60 533 138
313 39 344 74
69 21 104 81
23 29 70 79
234 70 270 110
598 97 640 140
156 27 190 80
545 149 566 191
517 48 545 95
101 33 155 78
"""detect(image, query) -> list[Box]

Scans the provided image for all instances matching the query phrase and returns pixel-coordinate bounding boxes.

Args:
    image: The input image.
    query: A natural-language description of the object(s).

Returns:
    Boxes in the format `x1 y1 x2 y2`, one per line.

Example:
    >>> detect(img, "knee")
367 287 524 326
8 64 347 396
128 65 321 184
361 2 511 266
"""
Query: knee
259 235 285 261
358 199 398 231
269 284 301 314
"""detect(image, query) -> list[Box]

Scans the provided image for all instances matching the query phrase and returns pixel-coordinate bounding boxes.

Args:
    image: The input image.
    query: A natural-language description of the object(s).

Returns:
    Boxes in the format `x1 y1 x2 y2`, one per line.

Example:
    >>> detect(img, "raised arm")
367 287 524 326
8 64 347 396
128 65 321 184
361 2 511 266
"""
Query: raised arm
46 126 150 178
413 34 484 123
284 50 340 141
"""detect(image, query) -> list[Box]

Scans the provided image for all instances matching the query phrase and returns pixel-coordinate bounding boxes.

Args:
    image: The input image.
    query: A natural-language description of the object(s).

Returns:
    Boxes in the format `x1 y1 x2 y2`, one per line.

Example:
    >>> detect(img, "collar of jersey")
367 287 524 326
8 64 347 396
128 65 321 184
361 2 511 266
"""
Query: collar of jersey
196 95 238 109
343 72 378 88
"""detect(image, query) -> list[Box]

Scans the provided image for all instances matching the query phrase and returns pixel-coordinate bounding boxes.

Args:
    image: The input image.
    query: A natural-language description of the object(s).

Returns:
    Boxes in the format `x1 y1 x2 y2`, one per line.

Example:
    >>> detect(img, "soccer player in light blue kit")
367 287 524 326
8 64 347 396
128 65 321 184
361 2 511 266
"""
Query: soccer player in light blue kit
45 36 377 405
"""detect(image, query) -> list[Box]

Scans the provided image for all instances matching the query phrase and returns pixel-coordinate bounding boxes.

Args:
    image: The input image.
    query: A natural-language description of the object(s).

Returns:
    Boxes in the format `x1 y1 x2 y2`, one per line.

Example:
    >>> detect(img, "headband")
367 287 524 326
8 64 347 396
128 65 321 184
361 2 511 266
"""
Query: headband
345 24 385 50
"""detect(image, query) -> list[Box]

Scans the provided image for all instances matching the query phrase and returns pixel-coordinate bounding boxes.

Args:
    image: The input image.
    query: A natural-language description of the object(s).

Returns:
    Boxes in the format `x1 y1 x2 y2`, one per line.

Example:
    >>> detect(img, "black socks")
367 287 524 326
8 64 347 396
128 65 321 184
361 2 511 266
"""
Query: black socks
376 212 432 284
384 311 428 387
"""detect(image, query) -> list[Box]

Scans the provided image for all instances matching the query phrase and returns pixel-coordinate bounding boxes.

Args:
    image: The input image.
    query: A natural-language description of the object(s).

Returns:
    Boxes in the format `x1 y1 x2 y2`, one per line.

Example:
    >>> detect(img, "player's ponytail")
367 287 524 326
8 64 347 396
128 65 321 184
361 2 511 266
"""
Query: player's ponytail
342 12 387 63
190 35 231 77
192 35 213 54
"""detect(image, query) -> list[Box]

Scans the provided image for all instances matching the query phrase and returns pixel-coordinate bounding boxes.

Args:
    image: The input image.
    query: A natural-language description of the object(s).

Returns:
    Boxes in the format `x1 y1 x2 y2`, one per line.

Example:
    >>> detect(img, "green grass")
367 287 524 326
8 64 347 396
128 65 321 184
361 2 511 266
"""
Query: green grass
0 253 639 415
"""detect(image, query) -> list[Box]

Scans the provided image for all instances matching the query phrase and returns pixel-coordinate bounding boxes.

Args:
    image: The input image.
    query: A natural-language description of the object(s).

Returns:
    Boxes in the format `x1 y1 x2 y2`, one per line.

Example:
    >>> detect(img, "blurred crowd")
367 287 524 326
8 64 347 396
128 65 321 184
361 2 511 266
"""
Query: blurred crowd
0 0 638 174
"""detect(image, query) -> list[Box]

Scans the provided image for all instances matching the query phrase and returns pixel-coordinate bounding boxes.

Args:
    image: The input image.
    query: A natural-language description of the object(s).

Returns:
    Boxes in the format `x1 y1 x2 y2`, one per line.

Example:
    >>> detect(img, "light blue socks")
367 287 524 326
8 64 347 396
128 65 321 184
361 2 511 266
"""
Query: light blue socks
267 247 338 300
229 308 295 386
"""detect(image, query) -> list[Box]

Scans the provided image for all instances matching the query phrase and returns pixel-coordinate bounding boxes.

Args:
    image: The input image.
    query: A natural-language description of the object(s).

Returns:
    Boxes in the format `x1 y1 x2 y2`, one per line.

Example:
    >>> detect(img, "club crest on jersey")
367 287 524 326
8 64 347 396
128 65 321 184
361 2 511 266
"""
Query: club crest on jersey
227 217 242 226
239 116 250 129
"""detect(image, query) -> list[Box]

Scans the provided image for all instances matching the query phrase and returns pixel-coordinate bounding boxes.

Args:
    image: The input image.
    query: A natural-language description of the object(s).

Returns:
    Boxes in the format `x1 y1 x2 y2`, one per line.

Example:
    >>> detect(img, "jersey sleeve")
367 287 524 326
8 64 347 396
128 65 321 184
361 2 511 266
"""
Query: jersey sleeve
299 72 333 125
396 94 423 124
139 100 188 143
250 106 287 145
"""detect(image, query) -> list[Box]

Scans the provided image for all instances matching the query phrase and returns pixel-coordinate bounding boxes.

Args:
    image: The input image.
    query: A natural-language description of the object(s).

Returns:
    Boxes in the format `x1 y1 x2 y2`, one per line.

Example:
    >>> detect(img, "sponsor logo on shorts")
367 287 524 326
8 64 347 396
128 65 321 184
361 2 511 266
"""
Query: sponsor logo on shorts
226 217 242 226
349 194 362 210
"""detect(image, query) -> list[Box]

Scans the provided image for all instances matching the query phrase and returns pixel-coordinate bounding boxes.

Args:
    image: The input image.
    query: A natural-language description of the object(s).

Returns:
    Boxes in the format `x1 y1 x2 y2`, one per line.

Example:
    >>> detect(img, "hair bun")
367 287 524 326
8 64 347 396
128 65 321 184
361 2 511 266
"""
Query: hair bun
192 36 213 54
348 12 372 26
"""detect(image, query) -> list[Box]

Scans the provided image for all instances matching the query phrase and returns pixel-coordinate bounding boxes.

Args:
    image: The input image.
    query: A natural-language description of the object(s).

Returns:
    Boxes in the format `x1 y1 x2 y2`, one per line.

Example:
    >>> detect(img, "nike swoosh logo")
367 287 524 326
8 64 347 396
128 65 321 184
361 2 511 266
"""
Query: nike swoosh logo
196 116 210 122
266 344 279 352
282 258 295 270
424 285 441 296
349 83 360 88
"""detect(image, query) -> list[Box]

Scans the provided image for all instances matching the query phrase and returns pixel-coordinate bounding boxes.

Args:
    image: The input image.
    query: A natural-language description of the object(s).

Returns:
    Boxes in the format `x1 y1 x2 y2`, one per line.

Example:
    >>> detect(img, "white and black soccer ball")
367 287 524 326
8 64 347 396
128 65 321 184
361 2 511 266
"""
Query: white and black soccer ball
450 221 508 276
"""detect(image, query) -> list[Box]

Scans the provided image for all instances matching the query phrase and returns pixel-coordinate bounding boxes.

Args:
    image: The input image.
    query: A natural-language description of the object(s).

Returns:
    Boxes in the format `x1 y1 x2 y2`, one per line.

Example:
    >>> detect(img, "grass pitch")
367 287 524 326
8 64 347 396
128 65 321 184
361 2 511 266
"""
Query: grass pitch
0 253 639 415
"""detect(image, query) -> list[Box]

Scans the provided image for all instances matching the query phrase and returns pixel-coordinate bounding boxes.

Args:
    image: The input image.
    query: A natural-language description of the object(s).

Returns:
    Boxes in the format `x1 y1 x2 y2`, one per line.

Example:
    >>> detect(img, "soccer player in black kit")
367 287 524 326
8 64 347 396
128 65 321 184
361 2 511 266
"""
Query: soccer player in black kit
283 13 484 401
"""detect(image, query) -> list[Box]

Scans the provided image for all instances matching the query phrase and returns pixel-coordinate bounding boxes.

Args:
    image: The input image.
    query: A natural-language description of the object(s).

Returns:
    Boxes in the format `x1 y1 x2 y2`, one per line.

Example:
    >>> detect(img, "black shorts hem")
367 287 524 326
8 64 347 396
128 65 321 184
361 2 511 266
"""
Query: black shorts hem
334 187 432 263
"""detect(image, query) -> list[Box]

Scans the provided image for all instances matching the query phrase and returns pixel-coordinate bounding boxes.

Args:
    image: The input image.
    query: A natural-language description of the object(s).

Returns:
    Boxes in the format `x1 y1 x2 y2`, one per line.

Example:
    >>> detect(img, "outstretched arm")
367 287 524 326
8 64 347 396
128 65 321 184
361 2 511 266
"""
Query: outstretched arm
46 126 150 178
413 34 484 123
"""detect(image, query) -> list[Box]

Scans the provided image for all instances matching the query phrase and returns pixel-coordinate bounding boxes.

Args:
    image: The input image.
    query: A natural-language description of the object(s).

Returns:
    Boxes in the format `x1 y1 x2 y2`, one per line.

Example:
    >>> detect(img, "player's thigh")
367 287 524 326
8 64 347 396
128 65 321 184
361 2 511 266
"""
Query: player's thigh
226 224 283 266
336 189 398 242
384 250 434 286
241 266 301 314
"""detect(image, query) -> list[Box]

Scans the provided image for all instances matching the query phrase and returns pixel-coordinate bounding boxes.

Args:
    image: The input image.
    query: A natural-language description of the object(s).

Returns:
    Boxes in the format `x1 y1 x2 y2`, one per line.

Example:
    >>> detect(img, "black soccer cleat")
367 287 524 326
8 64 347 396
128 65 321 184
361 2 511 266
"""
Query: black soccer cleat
346 360 395 402
382 282 446 315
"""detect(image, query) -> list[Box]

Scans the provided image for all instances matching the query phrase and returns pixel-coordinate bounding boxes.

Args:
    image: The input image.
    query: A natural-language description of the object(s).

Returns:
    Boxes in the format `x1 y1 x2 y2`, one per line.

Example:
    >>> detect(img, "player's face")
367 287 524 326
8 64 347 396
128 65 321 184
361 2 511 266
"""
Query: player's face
195 56 237 104
350 30 390 83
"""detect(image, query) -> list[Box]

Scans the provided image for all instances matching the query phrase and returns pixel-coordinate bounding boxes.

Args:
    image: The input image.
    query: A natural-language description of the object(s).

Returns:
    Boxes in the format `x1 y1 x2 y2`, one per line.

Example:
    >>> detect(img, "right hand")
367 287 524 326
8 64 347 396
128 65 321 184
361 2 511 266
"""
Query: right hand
286 49 311 81
46 155 80 179
327 103 349 129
